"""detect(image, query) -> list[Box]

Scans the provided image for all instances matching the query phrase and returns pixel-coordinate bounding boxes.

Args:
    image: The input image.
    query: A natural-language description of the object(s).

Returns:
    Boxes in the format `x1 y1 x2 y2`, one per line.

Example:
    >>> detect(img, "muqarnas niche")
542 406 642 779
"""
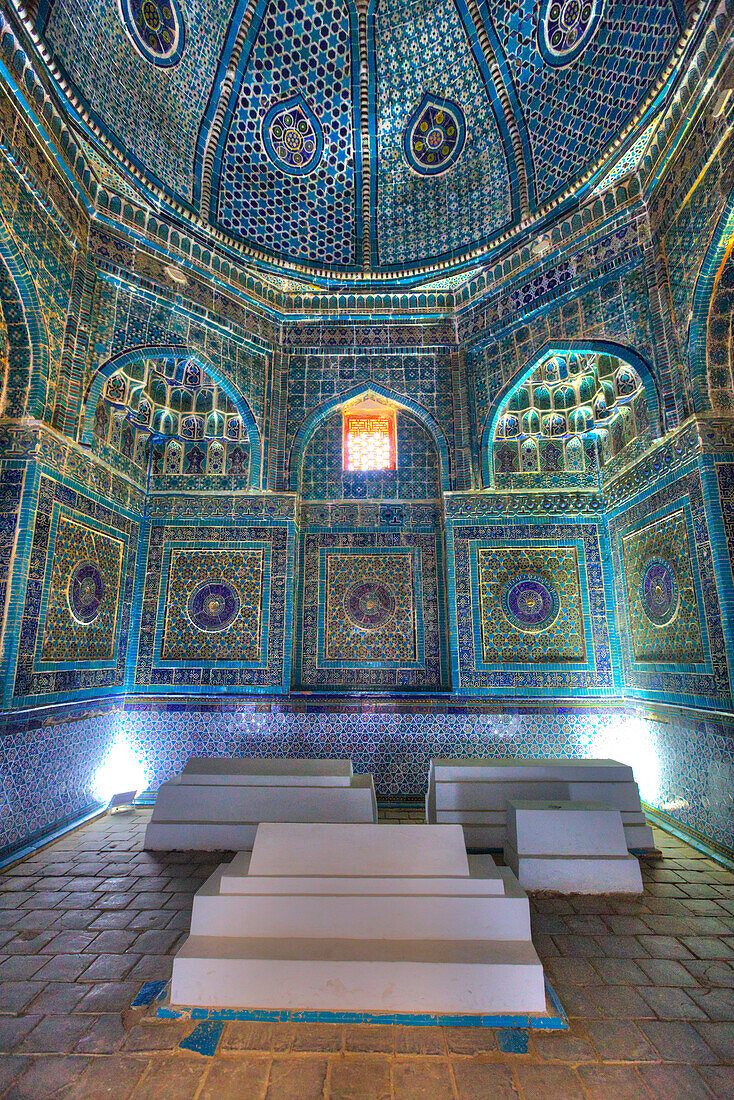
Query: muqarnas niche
622 512 704 664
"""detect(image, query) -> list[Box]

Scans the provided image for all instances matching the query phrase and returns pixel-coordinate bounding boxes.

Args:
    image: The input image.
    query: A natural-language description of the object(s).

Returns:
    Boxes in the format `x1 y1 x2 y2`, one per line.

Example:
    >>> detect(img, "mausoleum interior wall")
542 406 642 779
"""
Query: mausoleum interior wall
0 0 732 864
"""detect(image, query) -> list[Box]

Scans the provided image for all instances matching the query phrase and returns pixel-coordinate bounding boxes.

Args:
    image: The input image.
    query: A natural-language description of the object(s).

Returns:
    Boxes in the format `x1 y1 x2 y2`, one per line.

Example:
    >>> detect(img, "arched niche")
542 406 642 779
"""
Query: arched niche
81 345 262 489
288 383 452 493
480 340 663 488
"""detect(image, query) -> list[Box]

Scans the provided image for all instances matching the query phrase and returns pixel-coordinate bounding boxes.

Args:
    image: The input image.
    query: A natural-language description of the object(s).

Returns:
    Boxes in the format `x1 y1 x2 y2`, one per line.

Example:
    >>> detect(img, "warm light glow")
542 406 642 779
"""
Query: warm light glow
93 738 148 803
344 412 396 471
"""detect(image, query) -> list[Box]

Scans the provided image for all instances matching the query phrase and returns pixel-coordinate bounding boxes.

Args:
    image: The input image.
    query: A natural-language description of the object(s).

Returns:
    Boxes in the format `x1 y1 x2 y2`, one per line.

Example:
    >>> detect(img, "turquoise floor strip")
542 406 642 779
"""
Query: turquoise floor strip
150 977 567 1030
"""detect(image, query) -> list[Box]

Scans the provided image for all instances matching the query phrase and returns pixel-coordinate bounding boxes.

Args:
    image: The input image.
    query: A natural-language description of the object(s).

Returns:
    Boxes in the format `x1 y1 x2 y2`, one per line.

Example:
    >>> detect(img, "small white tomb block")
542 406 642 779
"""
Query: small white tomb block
504 799 643 894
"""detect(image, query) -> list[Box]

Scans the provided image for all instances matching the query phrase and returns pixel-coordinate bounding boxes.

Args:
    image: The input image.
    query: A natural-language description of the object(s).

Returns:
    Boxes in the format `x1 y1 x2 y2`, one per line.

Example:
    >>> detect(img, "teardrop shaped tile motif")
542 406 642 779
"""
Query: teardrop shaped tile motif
403 94 466 177
262 95 324 176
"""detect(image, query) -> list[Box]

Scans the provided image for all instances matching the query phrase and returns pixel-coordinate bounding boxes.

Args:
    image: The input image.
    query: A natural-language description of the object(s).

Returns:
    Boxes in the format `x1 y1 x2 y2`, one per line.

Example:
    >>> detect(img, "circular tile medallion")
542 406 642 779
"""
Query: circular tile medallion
501 575 560 632
119 0 186 67
640 557 679 626
538 0 603 66
344 581 397 631
68 561 105 625
187 581 241 632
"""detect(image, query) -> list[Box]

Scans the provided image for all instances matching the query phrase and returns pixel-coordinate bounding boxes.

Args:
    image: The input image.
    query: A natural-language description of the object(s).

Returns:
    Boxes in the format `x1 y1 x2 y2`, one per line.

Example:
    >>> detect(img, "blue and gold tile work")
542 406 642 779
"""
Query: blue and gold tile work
608 468 731 708
39 515 124 664
325 551 416 663
485 0 680 205
297 531 446 690
210 0 357 264
135 520 292 691
477 546 585 664
300 410 441 501
11 474 138 705
374 0 512 265
43 0 233 200
160 548 264 662
621 511 704 663
449 509 614 695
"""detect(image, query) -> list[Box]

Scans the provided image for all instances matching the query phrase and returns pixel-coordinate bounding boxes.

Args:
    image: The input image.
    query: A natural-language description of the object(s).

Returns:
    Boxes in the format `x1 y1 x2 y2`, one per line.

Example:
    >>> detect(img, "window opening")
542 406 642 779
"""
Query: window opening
344 409 396 471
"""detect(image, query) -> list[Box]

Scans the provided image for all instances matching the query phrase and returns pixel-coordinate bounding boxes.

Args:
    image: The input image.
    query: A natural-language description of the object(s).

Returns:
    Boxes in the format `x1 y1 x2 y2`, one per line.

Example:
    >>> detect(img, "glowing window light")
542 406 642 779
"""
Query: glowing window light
344 411 396 471
93 738 148 804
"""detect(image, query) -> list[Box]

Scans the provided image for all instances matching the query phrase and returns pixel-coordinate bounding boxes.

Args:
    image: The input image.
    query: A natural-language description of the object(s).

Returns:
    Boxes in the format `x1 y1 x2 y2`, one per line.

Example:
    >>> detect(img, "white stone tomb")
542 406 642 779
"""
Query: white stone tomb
170 822 547 1014
504 799 644 893
426 757 655 851
144 757 377 850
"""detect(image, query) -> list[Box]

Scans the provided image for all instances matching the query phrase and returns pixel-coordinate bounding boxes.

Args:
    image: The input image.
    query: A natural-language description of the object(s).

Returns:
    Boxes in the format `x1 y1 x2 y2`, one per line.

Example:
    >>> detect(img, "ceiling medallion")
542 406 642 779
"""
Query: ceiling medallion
262 96 324 176
500 575 561 633
537 0 603 66
403 94 466 177
118 0 186 67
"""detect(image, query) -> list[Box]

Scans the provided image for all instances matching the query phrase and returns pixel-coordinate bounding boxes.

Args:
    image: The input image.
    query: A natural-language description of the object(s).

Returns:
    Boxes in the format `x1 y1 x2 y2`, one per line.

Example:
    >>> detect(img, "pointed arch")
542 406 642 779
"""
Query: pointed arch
689 188 734 411
81 345 262 489
479 339 663 487
0 227 48 419
288 383 452 492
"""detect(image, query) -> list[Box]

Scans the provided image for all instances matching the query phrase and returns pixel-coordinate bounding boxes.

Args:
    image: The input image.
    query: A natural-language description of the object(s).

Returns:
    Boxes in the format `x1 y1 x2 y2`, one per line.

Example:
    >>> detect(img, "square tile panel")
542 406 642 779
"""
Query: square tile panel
324 551 416 663
40 515 124 663
477 546 585 664
621 511 704 663
160 548 264 662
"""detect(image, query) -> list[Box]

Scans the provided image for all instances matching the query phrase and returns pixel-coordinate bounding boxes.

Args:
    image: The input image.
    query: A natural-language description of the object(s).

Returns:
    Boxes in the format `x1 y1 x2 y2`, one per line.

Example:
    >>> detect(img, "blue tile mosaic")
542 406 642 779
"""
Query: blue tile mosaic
484 0 680 205
374 0 512 264
0 1 733 869
210 0 358 264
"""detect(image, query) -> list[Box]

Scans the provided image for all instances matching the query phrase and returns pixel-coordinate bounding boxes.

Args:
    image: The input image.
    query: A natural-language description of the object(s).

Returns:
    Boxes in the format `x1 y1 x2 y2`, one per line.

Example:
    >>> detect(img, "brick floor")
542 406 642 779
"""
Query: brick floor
0 811 732 1098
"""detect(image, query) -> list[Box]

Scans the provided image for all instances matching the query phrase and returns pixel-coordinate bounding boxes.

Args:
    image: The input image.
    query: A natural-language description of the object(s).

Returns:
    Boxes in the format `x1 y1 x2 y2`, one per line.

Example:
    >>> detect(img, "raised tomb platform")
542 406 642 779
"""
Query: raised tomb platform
144 758 377 850
426 757 655 852
504 799 644 894
170 822 547 1015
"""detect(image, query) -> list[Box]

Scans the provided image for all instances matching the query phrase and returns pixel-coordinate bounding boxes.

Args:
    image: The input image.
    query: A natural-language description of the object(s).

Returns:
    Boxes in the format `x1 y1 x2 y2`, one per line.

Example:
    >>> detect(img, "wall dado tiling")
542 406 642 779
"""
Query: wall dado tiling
2 705 732 859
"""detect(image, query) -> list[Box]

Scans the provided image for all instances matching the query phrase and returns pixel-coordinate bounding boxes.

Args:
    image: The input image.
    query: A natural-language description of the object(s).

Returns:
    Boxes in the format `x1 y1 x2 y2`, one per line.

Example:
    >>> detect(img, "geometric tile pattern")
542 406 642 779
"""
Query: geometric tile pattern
135 523 290 691
160 548 264 662
477 546 585 663
212 0 356 264
452 522 612 693
608 470 731 706
40 515 124 663
325 551 415 663
621 511 704 663
298 531 445 690
487 0 679 204
12 475 138 703
375 0 512 264
44 0 234 199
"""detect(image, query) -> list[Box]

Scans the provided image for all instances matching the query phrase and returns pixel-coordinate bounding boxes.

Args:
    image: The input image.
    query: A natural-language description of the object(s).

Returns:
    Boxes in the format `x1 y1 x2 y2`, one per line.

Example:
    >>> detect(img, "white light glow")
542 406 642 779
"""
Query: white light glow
586 716 661 804
93 738 148 804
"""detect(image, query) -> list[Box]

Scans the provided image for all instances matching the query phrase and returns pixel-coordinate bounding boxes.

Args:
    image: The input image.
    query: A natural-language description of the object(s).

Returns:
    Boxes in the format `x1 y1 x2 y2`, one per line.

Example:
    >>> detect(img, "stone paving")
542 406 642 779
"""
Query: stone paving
0 808 732 1098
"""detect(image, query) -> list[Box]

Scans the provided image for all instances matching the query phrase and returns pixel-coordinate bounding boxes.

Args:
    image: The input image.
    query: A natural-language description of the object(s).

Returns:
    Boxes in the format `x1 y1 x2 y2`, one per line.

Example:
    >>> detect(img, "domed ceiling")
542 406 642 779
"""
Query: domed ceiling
34 0 685 274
